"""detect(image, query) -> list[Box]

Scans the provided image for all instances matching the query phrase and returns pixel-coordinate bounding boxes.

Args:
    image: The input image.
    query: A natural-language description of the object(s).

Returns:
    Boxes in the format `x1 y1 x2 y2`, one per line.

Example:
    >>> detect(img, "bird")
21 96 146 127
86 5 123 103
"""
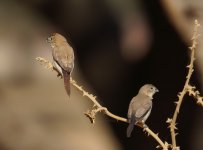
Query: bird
46 33 74 96
127 84 159 137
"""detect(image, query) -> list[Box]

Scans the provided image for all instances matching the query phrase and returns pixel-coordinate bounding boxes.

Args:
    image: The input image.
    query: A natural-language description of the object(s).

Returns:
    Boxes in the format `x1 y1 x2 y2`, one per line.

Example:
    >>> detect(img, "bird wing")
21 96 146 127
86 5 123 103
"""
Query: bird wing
127 99 135 121
135 100 152 119
53 43 74 73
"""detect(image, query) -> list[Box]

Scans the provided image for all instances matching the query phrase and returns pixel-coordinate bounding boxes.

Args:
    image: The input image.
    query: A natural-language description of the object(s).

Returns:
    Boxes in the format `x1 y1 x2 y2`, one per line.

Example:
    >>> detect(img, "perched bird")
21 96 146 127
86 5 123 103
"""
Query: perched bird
127 84 159 137
46 33 74 96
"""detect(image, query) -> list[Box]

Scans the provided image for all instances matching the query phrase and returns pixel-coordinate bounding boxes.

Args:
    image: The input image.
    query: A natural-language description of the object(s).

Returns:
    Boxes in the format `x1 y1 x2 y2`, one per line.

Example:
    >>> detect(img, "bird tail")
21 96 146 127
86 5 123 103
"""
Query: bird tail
127 116 136 137
62 70 71 97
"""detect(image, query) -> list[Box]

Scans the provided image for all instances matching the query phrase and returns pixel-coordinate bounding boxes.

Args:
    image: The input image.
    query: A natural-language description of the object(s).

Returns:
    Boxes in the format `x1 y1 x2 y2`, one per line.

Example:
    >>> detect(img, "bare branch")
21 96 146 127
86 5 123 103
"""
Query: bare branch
35 57 53 70
169 20 202 149
187 85 203 107
70 79 168 150
35 57 168 150
36 21 202 150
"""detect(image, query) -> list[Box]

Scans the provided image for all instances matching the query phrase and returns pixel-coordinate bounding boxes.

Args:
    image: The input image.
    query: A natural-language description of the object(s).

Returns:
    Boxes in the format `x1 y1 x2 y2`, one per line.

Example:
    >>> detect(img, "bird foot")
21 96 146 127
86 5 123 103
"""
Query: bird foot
53 67 63 78
139 121 148 128
57 73 63 78
143 124 148 128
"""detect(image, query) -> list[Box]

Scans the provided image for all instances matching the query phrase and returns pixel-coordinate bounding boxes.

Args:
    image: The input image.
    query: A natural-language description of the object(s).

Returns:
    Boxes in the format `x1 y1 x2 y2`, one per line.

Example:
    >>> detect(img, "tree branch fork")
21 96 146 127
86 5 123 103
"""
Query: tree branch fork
36 20 202 150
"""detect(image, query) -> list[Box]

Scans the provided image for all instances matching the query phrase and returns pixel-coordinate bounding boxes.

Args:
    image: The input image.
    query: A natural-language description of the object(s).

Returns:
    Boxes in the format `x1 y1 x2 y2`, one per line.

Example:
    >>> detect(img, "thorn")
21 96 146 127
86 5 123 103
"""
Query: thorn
83 92 88 96
175 123 178 130
170 124 178 130
176 146 181 150
166 118 172 123
191 86 196 90
195 90 200 95
156 145 161 149
147 132 150 136
186 65 191 68
195 19 198 24
197 98 203 105
189 46 193 50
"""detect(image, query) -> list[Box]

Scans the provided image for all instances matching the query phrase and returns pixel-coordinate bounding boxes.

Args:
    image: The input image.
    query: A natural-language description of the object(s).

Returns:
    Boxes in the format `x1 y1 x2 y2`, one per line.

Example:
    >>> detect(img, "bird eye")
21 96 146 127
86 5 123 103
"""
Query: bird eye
150 87 154 91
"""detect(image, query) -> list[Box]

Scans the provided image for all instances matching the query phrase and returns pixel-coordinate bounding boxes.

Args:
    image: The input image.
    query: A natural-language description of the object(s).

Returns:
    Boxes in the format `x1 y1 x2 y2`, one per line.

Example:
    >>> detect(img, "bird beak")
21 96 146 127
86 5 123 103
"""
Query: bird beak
155 88 159 93
46 37 52 43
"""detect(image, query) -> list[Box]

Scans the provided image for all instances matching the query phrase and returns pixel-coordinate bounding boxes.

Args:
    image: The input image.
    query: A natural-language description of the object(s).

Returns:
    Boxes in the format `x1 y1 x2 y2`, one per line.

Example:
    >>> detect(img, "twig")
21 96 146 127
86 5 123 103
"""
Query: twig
36 21 202 150
187 85 203 107
35 57 168 150
167 20 202 150
70 79 168 150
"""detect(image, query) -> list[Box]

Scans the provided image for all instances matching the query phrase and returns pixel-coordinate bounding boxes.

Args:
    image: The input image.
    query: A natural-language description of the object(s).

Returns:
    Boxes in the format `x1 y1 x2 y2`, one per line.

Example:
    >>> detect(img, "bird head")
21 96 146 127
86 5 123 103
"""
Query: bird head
46 33 67 48
139 84 159 98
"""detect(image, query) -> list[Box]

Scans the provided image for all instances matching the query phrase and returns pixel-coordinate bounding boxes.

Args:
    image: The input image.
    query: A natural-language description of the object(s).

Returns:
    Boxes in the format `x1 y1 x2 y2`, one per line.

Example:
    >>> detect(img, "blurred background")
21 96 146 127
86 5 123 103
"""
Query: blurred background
0 0 202 150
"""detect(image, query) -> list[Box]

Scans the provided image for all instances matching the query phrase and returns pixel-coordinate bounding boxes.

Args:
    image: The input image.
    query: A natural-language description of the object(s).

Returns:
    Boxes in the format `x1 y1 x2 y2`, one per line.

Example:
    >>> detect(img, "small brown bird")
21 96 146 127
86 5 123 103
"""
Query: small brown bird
127 84 158 137
47 33 74 96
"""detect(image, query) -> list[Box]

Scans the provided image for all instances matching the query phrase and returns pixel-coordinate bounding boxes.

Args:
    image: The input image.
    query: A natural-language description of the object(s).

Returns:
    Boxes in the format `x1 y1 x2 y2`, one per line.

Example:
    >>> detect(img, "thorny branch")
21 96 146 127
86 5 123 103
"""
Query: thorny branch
166 20 203 150
36 20 202 150
70 79 168 150
35 57 168 150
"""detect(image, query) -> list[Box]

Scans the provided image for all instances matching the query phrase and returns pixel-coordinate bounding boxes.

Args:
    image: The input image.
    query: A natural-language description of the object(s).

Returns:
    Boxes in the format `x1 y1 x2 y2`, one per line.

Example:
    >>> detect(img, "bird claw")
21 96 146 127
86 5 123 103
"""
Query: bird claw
53 67 63 78
57 73 63 78
140 121 148 128
143 124 148 128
